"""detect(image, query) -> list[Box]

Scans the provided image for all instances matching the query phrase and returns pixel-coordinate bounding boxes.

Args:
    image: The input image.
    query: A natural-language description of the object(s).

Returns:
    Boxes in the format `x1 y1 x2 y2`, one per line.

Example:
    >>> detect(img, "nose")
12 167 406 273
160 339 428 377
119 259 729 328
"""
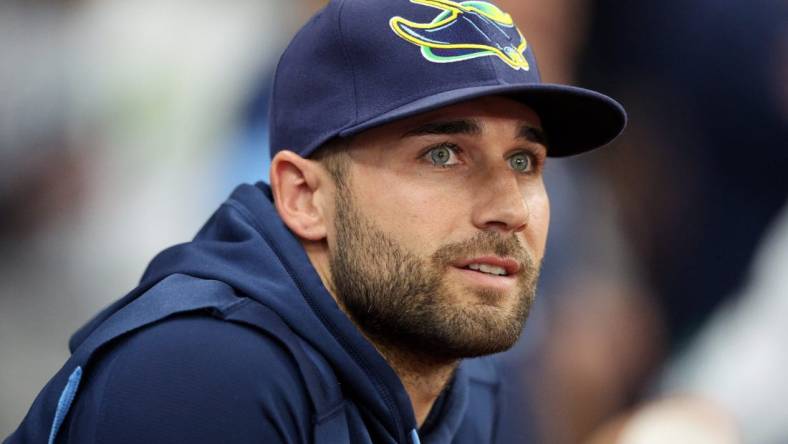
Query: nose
471 174 529 234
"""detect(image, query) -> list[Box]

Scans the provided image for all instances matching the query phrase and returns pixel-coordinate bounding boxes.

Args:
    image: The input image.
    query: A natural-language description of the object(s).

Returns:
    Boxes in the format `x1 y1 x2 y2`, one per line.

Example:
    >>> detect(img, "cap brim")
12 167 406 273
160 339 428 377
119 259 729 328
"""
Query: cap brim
338 83 626 157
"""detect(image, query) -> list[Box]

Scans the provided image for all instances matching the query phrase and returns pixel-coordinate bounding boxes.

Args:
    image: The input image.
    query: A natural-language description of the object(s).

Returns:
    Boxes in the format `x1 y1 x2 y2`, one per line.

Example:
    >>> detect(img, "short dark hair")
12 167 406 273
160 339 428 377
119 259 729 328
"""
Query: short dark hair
310 137 351 186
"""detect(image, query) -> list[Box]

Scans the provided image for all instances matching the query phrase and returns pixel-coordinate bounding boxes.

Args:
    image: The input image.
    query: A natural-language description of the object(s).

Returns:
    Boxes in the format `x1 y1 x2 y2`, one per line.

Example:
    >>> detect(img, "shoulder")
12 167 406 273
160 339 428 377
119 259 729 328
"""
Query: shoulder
62 314 314 443
114 313 308 388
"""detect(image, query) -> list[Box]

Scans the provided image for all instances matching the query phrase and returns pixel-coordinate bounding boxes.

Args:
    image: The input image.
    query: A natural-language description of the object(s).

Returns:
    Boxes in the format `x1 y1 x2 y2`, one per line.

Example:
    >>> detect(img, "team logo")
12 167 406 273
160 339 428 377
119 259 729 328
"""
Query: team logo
390 0 530 70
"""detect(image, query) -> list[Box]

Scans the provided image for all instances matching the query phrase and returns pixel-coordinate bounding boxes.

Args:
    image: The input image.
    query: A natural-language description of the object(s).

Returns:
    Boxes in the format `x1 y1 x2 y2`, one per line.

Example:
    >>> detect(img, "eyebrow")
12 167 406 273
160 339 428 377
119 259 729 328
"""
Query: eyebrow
402 118 548 146
518 124 548 146
402 119 481 138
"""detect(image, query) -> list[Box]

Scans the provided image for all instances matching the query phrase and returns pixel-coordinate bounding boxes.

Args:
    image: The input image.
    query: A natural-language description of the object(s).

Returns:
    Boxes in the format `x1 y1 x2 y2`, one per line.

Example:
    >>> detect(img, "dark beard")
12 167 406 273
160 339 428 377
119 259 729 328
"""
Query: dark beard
328 184 539 361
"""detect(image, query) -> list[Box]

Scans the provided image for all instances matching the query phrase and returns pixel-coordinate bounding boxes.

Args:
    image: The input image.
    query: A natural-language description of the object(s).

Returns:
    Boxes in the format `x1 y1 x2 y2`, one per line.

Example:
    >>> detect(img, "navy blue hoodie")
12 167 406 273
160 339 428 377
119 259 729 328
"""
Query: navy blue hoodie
6 183 506 444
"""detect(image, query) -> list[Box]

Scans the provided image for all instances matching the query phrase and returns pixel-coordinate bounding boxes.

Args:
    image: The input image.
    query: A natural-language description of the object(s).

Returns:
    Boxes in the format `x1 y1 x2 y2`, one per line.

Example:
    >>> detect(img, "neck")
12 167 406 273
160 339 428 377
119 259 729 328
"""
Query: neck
375 341 458 427
304 243 458 426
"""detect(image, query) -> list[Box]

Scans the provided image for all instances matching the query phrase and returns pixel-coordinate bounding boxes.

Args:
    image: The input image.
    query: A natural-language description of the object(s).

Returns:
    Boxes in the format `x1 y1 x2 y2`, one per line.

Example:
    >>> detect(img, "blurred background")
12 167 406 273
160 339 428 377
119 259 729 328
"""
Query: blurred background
1 0 786 442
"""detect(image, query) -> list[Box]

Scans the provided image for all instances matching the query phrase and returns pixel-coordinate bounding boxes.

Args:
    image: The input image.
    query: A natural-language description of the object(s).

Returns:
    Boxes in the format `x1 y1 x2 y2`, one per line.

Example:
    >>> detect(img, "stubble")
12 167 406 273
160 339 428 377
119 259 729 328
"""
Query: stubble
328 182 540 361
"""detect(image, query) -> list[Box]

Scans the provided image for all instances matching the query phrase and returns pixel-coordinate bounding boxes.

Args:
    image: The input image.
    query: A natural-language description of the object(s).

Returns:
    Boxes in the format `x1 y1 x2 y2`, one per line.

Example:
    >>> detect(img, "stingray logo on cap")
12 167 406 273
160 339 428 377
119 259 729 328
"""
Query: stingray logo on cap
390 0 529 70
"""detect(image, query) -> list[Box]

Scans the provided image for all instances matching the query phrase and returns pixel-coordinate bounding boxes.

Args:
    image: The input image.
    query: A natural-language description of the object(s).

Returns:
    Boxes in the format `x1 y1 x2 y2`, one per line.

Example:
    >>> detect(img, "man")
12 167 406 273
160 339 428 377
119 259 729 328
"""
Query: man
6 1 625 443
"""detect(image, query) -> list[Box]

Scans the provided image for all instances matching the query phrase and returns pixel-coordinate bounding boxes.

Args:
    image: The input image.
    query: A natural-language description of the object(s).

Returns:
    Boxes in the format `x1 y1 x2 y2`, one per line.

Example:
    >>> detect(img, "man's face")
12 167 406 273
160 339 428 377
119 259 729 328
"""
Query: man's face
326 96 550 360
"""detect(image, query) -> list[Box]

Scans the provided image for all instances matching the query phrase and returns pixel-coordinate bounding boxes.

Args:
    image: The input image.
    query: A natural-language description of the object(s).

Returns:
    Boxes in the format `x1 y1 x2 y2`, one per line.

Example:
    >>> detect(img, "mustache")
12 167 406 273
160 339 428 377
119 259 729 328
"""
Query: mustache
431 231 533 271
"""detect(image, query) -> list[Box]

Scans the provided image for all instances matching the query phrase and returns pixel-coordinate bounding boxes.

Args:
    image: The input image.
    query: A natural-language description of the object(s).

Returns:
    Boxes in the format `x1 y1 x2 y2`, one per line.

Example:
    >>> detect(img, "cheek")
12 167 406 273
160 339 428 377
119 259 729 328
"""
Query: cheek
351 170 464 249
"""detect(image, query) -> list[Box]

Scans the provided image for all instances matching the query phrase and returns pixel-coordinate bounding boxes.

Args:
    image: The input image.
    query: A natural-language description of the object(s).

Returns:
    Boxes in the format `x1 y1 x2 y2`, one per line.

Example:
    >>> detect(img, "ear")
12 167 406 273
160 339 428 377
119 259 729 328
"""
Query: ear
269 150 330 241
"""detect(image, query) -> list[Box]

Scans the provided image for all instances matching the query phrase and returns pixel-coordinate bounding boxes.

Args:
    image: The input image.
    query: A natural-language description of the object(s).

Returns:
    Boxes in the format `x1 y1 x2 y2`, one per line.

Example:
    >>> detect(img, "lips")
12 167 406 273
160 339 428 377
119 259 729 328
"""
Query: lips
452 256 521 276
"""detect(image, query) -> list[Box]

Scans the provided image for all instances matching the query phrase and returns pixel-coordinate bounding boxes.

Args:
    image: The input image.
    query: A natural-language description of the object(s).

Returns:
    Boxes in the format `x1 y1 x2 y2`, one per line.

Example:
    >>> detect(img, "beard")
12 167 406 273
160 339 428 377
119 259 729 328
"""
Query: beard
328 184 540 361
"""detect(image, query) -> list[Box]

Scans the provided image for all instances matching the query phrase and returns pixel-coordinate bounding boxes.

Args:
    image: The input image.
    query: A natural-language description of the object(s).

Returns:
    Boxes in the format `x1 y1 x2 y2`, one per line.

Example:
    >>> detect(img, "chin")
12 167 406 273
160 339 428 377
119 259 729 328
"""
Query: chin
412 302 531 360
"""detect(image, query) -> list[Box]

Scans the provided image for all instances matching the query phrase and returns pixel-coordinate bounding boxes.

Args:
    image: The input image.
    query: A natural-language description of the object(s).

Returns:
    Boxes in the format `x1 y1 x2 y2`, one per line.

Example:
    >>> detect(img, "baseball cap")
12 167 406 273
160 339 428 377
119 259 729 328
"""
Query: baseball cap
270 0 626 158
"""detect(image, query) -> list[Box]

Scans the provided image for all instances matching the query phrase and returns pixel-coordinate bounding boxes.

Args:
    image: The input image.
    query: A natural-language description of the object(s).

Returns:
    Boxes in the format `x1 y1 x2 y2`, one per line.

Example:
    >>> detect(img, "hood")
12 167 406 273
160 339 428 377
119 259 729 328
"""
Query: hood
69 182 469 443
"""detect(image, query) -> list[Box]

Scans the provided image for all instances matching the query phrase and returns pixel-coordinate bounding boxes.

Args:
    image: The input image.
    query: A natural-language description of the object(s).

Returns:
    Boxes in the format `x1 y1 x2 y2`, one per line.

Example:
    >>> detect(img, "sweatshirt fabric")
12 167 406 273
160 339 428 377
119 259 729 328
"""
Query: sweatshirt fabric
6 182 505 444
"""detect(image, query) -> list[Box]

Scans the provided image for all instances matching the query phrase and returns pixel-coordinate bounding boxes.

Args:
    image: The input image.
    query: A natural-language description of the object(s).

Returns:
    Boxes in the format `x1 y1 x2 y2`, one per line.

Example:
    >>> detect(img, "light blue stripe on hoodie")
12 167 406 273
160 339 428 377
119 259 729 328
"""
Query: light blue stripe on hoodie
48 366 83 444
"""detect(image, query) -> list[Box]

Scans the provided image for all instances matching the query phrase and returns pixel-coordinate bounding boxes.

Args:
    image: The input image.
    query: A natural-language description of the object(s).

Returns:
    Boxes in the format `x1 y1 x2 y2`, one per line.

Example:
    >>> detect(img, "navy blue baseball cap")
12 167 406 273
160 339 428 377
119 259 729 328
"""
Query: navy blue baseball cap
270 0 626 158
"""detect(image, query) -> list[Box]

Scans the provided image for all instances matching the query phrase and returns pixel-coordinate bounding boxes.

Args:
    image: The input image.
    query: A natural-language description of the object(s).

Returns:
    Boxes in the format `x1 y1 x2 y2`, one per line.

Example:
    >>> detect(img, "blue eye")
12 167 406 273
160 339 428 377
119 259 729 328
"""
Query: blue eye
426 144 459 166
508 152 532 173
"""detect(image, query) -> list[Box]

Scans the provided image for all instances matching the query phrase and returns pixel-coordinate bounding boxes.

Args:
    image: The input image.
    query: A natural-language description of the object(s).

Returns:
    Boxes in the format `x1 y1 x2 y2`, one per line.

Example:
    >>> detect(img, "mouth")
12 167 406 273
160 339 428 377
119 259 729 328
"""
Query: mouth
465 263 508 276
450 256 521 290
453 256 521 276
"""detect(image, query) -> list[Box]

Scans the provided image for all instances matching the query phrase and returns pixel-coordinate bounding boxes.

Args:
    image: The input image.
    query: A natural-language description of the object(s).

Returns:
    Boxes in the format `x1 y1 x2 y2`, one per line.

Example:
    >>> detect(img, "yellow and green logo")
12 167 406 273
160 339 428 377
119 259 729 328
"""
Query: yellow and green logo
390 0 529 70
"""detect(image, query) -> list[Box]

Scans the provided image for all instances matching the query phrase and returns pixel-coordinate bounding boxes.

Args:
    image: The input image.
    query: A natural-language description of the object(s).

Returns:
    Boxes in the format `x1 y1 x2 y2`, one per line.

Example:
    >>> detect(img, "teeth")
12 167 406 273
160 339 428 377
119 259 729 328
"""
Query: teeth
467 263 507 276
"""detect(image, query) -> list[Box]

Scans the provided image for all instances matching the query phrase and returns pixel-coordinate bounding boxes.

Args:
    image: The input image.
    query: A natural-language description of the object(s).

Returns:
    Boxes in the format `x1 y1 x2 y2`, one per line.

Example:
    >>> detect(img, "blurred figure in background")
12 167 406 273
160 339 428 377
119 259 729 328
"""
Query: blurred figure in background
582 0 787 349
588 202 788 444
578 1 787 441
658 202 788 443
1 0 92 432
0 0 310 435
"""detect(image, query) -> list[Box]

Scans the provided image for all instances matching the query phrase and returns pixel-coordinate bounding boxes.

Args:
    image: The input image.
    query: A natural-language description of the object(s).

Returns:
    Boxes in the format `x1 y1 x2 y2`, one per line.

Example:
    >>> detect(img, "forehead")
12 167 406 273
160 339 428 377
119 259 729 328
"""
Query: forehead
351 96 543 144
